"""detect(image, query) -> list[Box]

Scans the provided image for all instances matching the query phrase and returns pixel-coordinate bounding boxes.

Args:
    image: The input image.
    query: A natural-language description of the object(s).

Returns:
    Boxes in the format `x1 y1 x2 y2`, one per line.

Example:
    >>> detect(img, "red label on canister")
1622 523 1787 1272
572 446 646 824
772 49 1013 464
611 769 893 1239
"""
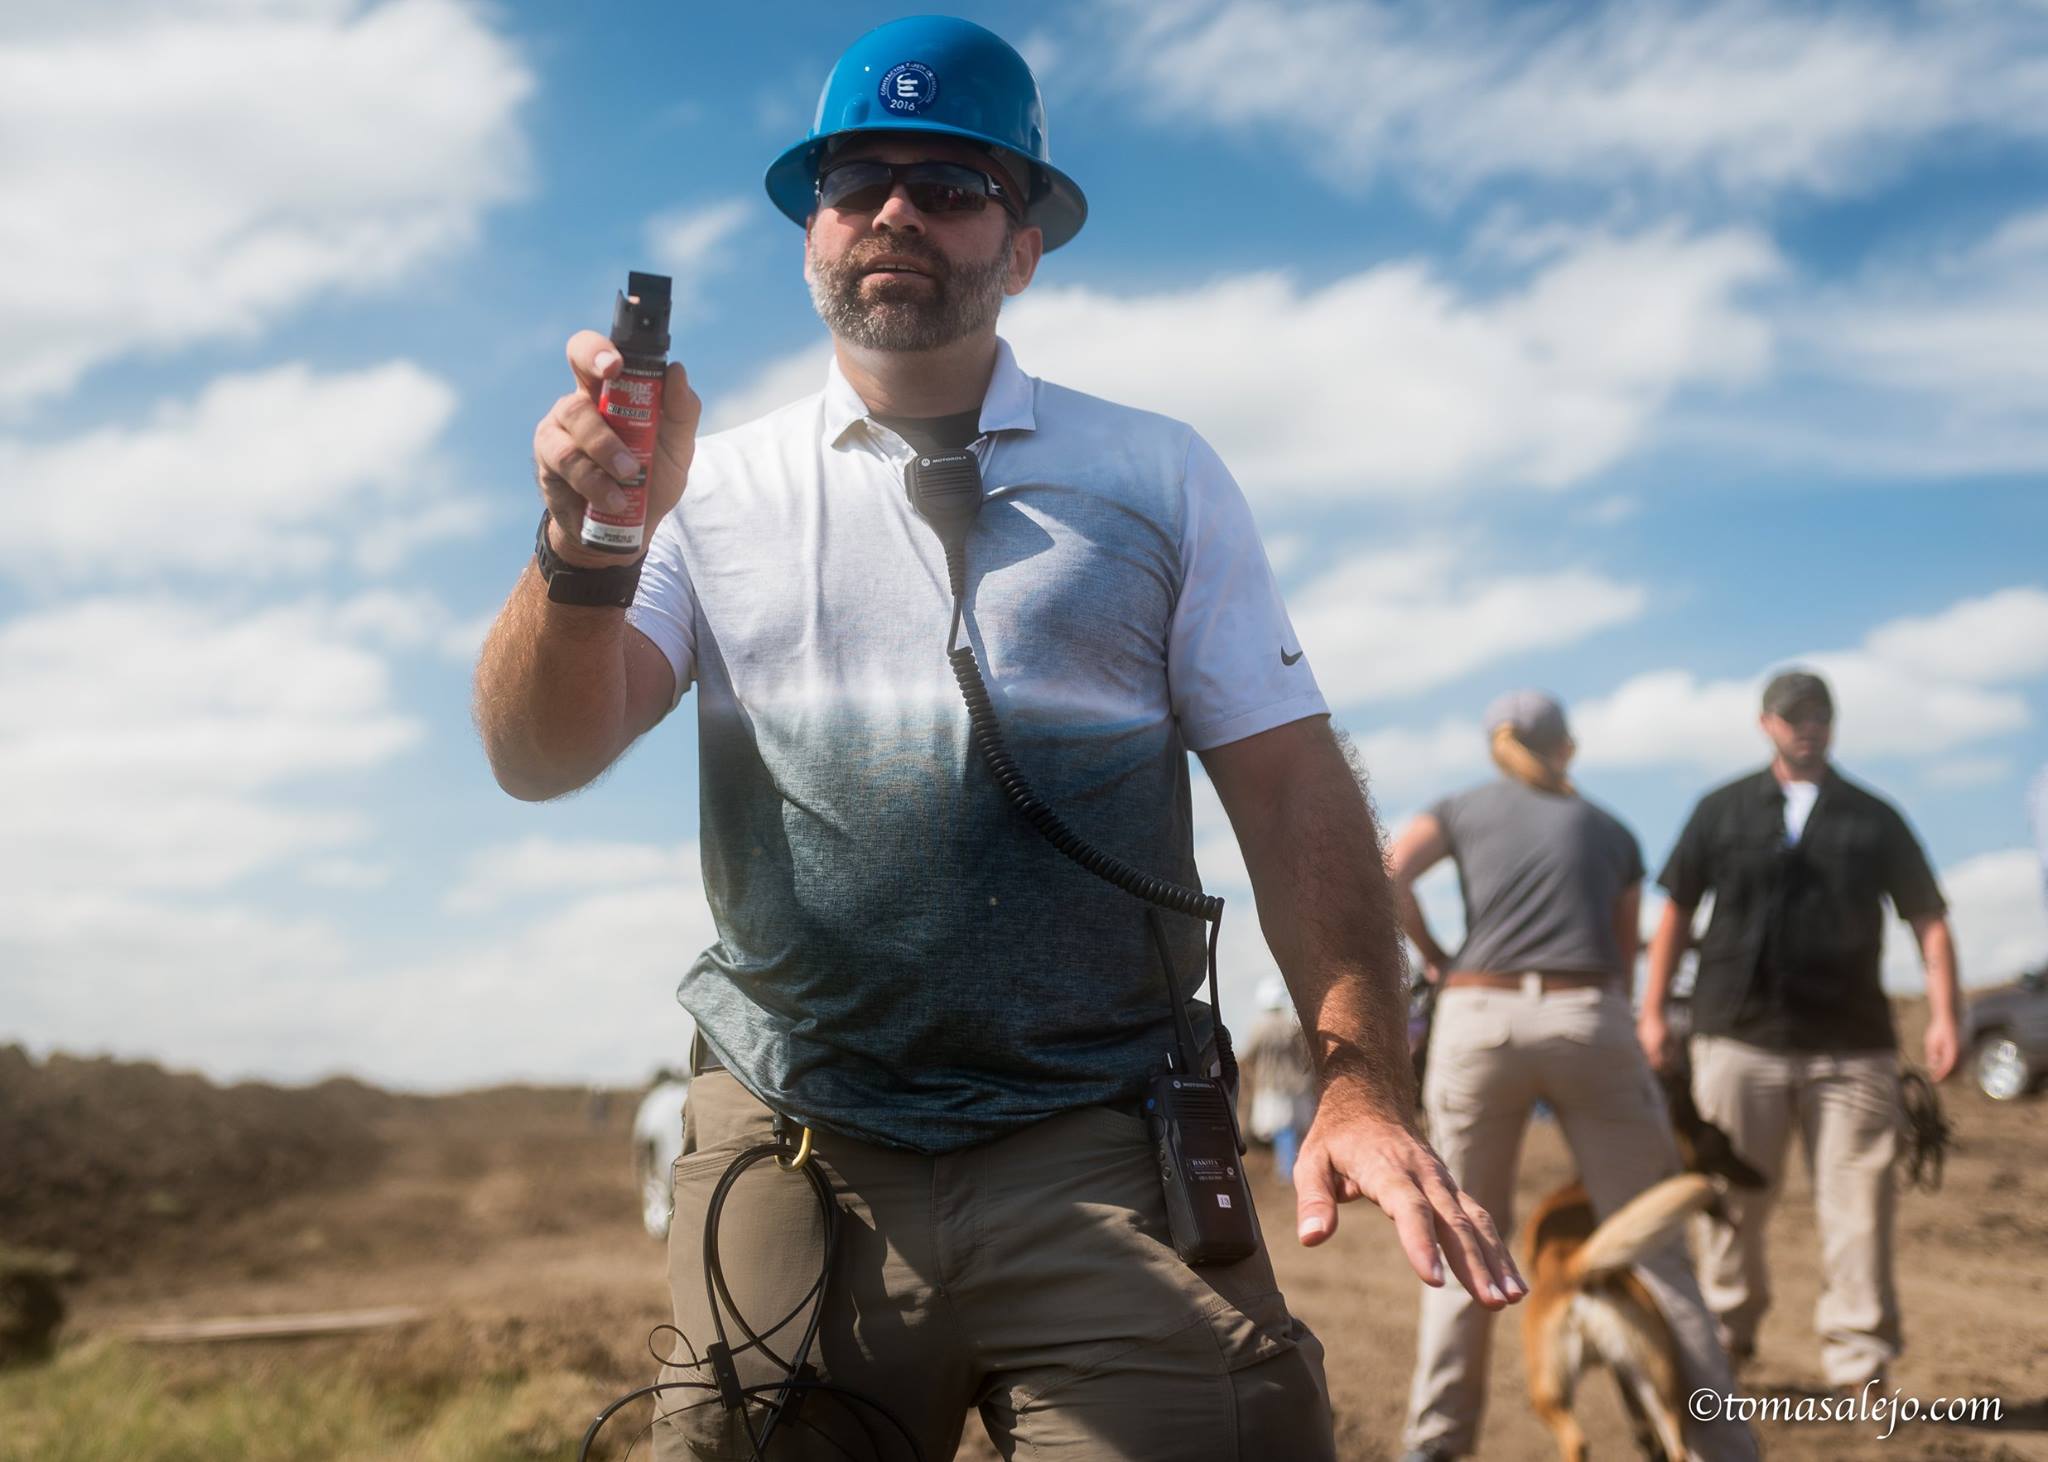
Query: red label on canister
582 359 665 552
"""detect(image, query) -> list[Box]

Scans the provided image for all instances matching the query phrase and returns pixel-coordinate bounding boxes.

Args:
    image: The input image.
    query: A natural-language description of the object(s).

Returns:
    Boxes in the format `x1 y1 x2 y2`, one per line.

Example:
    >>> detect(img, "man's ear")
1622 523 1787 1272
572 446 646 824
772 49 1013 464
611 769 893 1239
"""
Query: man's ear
1005 225 1044 296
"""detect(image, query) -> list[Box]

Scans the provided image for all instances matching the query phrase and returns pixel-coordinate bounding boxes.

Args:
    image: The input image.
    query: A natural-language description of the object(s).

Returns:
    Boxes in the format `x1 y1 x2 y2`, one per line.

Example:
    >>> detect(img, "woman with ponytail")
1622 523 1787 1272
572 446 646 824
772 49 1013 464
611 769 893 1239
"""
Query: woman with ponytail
1387 693 1753 1462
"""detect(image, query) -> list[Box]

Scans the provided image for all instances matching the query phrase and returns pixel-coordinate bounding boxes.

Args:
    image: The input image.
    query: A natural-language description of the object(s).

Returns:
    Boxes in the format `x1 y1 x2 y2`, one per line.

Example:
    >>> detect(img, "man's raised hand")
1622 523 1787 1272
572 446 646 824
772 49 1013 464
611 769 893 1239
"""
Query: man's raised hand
531 330 700 566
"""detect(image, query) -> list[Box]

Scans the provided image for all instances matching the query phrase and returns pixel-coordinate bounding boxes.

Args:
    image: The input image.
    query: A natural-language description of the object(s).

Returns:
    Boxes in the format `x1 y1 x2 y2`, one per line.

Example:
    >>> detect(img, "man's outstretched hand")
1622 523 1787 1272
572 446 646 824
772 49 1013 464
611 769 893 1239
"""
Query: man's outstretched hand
1293 1103 1527 1311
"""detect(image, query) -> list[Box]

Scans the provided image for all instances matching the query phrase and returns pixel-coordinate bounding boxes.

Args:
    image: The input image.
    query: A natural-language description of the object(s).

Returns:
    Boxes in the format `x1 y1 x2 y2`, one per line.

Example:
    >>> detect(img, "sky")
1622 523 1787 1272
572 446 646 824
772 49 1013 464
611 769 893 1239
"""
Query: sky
3 0 2046 1092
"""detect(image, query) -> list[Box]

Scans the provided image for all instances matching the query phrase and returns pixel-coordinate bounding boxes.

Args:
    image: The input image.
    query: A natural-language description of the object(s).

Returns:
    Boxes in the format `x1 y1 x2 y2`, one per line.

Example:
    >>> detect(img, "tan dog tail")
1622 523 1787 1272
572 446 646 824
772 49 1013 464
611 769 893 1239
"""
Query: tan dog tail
1568 1174 1718 1281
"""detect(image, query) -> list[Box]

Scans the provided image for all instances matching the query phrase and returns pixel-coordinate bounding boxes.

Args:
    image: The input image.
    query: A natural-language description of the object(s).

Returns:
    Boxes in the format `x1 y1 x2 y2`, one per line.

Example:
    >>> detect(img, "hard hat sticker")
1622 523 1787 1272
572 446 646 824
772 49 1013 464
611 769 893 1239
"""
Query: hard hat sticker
879 61 939 115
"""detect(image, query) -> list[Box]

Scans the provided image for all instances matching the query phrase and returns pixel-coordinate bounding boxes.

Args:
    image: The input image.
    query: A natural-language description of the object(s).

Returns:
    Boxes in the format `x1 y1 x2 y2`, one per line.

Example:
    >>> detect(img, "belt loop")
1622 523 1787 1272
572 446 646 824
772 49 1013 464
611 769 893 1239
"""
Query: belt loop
1521 970 1542 999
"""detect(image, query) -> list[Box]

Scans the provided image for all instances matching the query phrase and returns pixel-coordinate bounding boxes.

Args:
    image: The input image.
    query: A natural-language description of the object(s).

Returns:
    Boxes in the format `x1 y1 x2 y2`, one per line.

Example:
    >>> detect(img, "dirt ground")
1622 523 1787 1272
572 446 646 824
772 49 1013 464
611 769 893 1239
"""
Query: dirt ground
19 999 2048 1460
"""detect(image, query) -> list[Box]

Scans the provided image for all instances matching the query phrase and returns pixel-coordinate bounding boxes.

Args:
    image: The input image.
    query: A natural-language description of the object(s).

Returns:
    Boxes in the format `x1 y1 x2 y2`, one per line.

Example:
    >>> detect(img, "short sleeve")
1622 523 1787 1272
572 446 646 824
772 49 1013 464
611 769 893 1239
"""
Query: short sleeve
1657 801 1713 908
1880 805 1947 921
1166 432 1328 751
624 508 699 709
1426 794 1460 855
1620 824 1646 885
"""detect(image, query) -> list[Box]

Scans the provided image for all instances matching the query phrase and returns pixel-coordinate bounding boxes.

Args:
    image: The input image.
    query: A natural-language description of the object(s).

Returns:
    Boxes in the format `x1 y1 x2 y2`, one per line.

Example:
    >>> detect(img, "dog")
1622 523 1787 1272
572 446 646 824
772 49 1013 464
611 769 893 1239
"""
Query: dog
1519 1077 1765 1462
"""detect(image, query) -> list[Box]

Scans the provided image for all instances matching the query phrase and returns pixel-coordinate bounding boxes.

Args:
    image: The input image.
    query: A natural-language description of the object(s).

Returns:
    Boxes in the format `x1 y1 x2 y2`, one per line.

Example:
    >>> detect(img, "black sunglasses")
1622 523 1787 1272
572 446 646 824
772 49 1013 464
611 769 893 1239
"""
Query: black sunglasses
816 160 1023 222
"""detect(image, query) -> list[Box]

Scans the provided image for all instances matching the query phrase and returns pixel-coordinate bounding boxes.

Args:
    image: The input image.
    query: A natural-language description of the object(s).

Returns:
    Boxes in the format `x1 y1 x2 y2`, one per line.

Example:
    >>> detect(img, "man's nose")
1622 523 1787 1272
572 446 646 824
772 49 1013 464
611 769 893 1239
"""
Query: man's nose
870 183 927 233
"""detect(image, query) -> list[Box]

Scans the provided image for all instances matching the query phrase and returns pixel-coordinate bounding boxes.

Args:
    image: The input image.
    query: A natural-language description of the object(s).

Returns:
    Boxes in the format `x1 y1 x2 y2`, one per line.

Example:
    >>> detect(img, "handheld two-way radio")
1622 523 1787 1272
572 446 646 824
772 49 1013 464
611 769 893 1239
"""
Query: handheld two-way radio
906 448 1258 1267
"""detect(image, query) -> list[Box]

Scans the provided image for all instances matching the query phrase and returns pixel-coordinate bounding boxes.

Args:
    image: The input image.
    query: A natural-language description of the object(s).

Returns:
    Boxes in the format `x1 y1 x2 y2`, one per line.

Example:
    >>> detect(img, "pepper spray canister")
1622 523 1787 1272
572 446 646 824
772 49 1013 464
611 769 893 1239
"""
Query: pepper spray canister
580 271 673 555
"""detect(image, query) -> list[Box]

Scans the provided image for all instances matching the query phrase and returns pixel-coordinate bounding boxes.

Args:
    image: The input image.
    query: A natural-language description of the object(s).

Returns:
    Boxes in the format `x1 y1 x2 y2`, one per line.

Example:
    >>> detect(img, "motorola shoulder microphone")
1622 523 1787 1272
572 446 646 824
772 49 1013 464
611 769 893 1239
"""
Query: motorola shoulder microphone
905 449 982 540
905 449 983 599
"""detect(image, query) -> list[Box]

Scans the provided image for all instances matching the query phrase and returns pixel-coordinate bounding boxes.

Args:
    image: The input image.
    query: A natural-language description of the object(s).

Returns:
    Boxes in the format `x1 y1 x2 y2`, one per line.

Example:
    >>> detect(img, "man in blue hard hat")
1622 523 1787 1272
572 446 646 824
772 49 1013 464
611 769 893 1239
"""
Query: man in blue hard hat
477 16 1521 1457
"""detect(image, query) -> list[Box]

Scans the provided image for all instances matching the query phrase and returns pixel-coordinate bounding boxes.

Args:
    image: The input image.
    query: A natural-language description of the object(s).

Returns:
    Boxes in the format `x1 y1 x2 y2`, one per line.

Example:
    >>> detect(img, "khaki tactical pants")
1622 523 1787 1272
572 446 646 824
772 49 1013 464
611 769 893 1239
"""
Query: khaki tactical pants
1403 981 1756 1460
651 1071 1335 1461
1689 1034 1901 1387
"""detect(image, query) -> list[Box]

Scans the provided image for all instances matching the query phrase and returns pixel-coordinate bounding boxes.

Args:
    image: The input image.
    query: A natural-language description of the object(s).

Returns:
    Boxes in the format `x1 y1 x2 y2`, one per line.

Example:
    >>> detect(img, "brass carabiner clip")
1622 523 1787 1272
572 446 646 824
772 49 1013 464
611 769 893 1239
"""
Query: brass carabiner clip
775 1123 815 1172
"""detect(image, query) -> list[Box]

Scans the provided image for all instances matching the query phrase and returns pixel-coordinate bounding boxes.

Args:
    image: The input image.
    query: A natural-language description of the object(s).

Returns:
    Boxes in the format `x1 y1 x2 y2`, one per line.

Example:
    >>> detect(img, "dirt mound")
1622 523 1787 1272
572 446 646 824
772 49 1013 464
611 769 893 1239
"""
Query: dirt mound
0 1046 394 1275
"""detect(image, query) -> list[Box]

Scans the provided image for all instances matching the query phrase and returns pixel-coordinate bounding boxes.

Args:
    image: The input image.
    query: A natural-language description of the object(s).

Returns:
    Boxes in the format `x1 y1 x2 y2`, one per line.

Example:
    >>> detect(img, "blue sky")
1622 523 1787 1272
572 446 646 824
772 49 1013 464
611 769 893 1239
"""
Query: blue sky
3 0 2045 1090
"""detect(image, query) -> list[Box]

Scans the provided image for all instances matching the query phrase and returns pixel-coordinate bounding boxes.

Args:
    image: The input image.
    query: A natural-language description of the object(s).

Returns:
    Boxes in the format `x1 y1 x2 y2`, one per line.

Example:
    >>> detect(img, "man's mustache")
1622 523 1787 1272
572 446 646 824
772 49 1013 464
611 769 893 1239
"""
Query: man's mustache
848 243 949 280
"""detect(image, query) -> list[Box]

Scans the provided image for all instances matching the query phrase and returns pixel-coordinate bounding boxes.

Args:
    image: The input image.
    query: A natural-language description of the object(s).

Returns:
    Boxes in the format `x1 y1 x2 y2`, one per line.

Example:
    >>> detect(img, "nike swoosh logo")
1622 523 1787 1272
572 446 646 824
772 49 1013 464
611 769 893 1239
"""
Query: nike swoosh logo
1281 648 1304 666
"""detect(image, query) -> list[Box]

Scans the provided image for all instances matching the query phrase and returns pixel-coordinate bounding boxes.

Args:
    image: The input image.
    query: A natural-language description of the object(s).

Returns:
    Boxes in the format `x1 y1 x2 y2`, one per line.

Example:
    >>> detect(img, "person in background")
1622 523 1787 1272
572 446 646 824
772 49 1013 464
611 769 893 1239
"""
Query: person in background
1389 692 1752 1462
1243 977 1316 1184
1638 669 1959 1394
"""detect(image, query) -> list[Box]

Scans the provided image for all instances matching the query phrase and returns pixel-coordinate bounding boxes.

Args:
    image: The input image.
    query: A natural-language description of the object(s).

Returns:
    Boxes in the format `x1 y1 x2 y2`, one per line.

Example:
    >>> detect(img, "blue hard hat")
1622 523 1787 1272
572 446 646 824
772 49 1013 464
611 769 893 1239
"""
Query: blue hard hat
765 15 1087 250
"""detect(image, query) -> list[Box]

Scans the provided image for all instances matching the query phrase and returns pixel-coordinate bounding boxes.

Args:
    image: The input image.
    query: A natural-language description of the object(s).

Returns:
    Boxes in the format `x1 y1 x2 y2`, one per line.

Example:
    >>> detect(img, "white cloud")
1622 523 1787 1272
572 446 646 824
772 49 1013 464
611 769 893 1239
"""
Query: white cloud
443 837 700 915
0 0 533 410
4 837 718 1091
301 856 396 890
1884 848 2048 991
0 594 439 897
1292 544 1646 705
1811 208 2048 413
715 226 1776 501
1865 588 2048 685
1103 0 2048 202
0 362 474 581
1715 205 2048 477
1924 758 2015 792
709 345 832 432
1344 715 1487 809
644 199 755 316
1575 586 2045 773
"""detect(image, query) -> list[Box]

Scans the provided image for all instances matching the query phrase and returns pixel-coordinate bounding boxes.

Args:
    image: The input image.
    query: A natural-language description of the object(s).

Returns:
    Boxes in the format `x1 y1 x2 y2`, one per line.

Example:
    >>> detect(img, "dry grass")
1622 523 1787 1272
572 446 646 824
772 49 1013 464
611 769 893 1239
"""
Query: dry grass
0 1320 662 1462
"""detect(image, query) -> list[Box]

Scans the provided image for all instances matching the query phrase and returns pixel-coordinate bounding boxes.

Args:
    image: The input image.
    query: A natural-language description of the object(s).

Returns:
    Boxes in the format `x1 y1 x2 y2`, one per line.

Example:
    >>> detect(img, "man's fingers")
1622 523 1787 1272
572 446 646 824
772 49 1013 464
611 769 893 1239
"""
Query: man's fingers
1293 1152 1340 1247
550 392 641 486
567 329 621 401
1420 1172 1515 1309
1461 1190 1525 1296
1384 1186 1445 1286
535 419 628 515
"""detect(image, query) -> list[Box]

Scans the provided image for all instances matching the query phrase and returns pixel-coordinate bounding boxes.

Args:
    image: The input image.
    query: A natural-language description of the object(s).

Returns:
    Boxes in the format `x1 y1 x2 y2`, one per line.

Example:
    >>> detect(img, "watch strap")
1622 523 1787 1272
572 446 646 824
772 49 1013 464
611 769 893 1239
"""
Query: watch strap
534 512 646 608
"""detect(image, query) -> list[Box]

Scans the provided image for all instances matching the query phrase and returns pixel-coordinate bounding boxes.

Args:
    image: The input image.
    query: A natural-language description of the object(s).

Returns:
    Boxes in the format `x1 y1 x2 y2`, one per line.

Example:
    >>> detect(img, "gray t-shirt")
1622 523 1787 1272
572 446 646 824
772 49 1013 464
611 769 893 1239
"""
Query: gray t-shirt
1429 779 1645 979
627 341 1327 1153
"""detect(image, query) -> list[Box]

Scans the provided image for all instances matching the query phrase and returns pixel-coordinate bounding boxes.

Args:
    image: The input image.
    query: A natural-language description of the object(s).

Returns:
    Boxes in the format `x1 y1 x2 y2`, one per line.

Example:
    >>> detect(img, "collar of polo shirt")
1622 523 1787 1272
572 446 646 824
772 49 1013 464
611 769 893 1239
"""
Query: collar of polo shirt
821 336 1040 449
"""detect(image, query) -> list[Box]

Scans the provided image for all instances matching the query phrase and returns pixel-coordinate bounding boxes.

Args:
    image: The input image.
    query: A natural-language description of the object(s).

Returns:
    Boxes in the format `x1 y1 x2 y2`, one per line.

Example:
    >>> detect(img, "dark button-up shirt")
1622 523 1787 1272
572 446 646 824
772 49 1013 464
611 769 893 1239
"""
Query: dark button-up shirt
1658 767 1946 1052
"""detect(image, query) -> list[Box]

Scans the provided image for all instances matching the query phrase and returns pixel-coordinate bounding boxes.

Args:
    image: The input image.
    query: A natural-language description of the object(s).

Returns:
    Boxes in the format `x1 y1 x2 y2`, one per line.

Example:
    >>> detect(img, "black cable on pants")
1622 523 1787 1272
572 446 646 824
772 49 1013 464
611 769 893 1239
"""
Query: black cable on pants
576 1137 925 1462
1897 1065 1951 1192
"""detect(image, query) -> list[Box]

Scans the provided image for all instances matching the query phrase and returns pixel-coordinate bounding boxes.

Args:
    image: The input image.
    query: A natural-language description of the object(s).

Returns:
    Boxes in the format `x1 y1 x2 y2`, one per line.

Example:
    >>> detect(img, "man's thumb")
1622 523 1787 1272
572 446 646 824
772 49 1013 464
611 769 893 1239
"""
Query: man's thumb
1295 1158 1337 1246
651 363 700 487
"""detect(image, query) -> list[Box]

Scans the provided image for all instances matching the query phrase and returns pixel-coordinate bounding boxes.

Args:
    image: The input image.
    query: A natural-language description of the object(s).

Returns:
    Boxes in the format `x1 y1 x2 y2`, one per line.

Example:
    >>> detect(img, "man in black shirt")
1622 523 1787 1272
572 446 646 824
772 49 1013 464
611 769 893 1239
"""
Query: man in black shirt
1637 670 1959 1392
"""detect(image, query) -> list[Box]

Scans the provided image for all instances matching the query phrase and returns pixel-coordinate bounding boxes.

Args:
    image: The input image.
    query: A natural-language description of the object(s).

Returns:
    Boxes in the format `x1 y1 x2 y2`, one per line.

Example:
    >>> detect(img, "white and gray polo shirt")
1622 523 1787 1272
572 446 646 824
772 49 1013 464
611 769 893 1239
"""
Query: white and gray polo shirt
628 338 1326 1152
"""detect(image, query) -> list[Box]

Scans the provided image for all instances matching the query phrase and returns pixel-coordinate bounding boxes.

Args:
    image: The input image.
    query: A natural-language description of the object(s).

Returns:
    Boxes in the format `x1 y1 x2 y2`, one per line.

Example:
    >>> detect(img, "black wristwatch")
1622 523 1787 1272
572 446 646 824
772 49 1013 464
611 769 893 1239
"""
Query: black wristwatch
534 512 646 608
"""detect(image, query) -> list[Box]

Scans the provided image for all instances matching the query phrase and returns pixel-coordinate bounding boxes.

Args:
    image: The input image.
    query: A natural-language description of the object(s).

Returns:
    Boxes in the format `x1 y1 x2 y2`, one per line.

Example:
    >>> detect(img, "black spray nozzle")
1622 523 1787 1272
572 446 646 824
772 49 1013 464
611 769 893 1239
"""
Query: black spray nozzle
611 270 672 357
904 450 983 548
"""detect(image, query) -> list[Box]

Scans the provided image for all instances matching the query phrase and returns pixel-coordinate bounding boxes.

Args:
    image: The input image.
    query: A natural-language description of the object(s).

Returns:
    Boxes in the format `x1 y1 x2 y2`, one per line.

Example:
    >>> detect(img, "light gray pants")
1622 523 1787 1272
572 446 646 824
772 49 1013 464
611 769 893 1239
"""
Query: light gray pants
1403 981 1755 1460
1689 1034 1901 1387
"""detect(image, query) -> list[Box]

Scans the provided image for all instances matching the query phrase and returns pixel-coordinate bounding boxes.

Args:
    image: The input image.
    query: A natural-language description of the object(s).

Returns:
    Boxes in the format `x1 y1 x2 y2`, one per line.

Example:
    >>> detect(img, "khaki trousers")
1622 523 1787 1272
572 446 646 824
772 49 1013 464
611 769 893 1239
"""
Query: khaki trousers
651 1071 1335 1461
1689 1034 1901 1387
1403 981 1755 1460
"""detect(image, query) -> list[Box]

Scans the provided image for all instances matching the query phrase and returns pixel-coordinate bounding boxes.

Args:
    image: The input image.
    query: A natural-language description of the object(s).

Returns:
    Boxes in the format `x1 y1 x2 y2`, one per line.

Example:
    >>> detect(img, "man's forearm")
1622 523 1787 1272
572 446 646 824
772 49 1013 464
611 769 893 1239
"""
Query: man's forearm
1641 900 1690 1014
1918 917 1960 1026
473 564 634 801
1238 750 1414 1126
1395 882 1450 973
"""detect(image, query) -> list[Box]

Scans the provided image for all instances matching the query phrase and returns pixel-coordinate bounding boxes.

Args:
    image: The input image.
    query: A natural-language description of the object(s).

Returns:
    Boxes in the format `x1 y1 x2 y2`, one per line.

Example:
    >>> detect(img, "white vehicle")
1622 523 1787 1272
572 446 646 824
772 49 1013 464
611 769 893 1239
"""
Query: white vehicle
632 1072 691 1239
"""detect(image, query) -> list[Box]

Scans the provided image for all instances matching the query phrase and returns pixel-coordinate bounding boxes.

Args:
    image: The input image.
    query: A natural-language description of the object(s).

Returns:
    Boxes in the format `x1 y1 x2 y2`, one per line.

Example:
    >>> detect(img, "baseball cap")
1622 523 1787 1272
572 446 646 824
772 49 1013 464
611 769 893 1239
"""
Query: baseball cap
1484 689 1570 753
1762 669 1833 720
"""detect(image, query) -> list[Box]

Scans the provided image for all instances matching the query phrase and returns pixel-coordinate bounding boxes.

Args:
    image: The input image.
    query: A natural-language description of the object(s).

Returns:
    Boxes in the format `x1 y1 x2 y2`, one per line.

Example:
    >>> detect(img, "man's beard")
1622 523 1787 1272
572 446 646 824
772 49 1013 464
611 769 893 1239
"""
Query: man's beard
808 232 1011 352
